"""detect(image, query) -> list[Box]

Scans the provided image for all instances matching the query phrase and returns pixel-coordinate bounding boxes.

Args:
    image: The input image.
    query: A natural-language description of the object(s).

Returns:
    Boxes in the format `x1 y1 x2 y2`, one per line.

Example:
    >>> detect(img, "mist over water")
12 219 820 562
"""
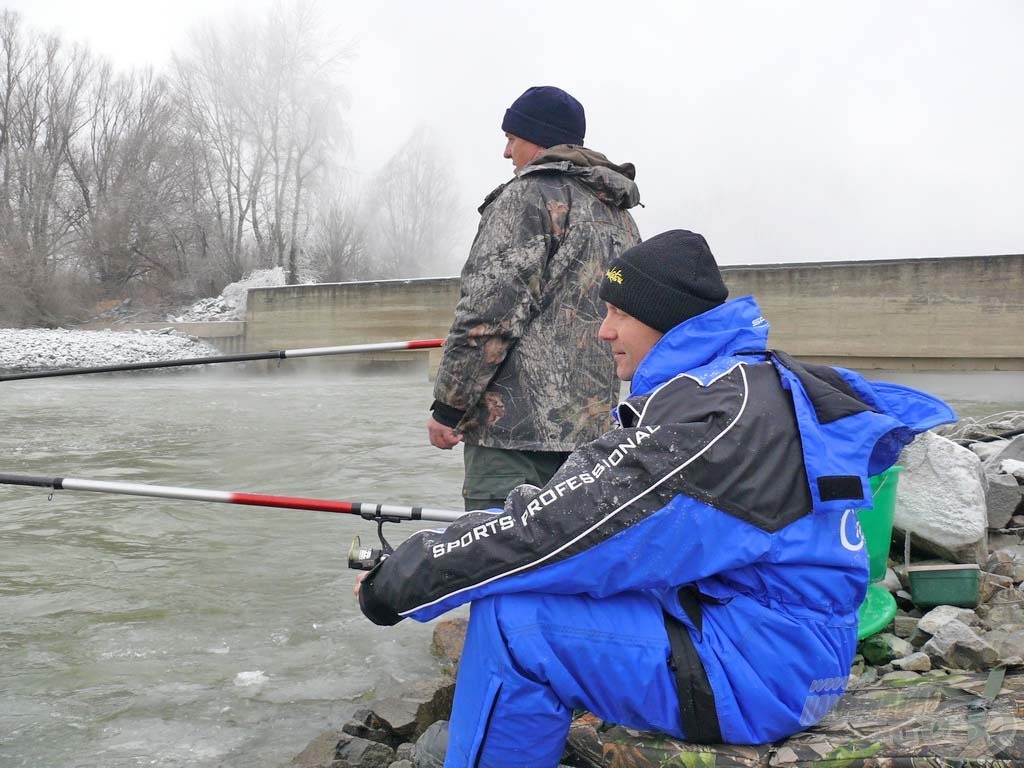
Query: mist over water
0 366 1021 767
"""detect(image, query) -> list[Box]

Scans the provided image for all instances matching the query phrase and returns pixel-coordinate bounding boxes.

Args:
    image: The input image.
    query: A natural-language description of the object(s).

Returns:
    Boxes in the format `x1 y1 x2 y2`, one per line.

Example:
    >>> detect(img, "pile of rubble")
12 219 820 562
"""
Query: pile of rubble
166 267 287 322
285 413 1024 768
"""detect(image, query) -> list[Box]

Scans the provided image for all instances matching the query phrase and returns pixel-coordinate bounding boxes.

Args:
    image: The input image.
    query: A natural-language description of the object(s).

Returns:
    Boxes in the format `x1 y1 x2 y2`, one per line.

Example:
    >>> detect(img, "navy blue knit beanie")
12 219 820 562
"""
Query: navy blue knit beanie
599 230 729 333
501 86 585 148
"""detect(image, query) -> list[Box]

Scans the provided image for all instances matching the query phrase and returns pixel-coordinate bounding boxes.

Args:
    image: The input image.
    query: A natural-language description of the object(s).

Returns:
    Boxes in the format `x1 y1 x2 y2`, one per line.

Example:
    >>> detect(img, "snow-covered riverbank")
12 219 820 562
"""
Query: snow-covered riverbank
0 269 288 374
0 327 220 374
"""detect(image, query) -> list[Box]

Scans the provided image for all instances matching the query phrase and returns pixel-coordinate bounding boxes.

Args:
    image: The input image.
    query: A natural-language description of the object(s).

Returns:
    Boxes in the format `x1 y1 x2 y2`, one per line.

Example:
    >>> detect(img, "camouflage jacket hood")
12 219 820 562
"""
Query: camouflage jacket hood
434 145 641 451
478 144 640 214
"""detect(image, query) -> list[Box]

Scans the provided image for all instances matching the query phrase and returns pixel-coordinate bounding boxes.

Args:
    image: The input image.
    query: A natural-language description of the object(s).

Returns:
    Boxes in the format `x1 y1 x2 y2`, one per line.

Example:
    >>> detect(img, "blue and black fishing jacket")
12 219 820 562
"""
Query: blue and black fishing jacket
359 296 955 743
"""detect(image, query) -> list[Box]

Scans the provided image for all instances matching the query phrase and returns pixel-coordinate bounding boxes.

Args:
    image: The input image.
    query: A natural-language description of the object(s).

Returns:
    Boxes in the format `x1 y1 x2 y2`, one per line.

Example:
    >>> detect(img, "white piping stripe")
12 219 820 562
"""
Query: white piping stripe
401 363 752 617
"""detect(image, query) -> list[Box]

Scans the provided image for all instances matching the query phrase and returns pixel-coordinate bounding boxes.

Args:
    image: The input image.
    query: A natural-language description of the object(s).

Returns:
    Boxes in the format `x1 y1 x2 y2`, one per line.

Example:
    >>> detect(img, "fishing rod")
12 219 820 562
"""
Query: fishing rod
0 338 445 382
0 471 466 569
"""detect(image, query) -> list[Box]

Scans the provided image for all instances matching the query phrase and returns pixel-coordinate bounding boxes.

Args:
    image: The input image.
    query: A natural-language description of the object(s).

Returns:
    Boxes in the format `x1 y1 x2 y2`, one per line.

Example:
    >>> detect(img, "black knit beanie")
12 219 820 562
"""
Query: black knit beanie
501 86 585 148
599 230 729 333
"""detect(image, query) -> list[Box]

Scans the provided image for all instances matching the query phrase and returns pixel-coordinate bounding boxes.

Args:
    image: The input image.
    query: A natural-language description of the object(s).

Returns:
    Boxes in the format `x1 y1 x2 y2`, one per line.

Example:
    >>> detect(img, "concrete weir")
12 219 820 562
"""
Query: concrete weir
186 254 1022 372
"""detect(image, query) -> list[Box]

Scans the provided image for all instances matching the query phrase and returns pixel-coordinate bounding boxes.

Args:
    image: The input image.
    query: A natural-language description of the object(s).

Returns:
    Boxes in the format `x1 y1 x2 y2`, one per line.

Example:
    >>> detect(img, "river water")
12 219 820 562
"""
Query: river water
0 365 1021 767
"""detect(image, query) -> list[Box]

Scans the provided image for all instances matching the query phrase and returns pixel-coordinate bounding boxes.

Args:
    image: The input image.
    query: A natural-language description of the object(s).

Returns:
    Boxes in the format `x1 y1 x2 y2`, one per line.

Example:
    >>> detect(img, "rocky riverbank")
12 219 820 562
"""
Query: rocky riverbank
0 327 221 375
0 268 288 376
287 413 1024 768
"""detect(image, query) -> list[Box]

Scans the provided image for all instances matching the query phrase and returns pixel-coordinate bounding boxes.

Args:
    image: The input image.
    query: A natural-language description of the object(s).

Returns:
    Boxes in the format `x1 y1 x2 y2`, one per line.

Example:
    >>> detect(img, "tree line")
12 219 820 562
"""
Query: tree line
0 4 461 327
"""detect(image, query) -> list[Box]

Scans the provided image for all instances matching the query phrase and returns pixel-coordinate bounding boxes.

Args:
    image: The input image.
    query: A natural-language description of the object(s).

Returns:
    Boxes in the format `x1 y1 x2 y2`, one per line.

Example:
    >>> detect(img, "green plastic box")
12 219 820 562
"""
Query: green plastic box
907 563 981 608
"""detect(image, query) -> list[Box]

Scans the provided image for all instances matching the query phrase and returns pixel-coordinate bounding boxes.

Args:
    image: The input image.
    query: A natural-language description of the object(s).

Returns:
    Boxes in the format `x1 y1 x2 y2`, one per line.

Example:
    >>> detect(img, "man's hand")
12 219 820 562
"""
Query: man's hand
427 416 463 449
353 571 369 598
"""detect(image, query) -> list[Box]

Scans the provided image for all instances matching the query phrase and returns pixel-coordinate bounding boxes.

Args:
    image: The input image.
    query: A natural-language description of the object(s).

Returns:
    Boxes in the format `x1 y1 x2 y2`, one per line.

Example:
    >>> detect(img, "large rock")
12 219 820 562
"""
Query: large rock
431 618 468 669
333 733 395 768
353 677 455 745
287 729 346 768
921 619 999 670
896 433 988 563
985 472 1023 529
984 434 1024 471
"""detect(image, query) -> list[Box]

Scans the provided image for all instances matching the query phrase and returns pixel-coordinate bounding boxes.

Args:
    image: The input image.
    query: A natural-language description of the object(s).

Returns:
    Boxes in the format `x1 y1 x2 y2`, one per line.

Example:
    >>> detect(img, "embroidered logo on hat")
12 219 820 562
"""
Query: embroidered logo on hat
605 267 624 285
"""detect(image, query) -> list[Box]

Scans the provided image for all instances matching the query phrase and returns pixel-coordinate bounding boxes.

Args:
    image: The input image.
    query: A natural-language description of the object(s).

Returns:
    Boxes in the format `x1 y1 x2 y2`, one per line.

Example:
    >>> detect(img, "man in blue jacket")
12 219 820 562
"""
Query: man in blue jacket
356 230 955 767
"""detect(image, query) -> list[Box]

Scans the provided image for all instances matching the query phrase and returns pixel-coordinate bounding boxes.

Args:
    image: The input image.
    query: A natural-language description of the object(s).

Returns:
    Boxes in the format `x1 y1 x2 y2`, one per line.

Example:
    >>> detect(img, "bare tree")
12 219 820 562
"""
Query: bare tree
0 10 94 324
172 0 350 286
65 64 191 297
0 3 355 326
367 129 461 278
306 187 368 282
172 22 265 283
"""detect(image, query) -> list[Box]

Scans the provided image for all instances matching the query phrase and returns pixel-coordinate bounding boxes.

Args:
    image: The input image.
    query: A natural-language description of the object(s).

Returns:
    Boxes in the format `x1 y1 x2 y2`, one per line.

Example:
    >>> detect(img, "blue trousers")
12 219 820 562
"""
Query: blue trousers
444 591 685 768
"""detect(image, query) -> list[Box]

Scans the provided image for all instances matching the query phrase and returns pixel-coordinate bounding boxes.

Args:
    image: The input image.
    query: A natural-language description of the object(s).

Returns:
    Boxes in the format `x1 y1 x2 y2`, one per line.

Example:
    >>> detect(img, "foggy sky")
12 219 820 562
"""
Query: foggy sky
7 0 1023 270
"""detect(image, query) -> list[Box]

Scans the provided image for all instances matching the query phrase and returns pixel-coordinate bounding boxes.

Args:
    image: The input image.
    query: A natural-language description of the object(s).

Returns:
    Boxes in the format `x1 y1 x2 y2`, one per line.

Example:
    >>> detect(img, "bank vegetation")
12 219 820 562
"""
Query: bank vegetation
0 3 461 327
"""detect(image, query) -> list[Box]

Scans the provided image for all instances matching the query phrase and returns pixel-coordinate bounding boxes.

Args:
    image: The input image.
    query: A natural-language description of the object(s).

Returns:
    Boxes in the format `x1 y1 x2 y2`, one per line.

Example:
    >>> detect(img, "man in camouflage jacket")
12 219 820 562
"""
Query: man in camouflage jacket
428 85 641 510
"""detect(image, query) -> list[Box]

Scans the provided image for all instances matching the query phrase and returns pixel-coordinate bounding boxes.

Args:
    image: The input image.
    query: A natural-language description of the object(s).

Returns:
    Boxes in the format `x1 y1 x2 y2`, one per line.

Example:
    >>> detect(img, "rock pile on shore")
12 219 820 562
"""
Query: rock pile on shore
0 327 220 375
286 414 1024 768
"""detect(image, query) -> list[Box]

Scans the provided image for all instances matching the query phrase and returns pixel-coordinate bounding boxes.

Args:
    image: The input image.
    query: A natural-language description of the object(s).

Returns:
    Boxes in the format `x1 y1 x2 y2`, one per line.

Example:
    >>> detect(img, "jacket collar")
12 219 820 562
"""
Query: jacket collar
629 296 769 396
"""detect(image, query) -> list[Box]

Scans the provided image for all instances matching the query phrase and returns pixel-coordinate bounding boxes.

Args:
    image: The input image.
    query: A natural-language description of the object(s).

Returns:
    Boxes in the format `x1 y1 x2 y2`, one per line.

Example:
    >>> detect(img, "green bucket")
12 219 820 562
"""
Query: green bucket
856 466 902 640
857 466 902 582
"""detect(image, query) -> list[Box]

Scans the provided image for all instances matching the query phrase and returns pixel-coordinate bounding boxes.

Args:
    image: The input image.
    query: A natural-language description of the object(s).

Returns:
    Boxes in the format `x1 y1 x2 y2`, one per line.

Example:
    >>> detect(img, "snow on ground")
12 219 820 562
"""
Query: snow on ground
0 328 221 374
166 268 287 322
0 268 292 373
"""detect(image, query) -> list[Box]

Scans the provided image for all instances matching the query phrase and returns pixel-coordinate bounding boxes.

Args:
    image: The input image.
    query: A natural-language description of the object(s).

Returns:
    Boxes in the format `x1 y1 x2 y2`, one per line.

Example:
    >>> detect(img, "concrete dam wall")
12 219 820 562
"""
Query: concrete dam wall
240 254 1022 372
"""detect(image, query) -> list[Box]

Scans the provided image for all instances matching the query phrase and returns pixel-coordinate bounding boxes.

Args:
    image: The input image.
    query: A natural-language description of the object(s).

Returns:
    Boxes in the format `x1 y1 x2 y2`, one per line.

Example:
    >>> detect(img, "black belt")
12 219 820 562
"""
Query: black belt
664 586 723 744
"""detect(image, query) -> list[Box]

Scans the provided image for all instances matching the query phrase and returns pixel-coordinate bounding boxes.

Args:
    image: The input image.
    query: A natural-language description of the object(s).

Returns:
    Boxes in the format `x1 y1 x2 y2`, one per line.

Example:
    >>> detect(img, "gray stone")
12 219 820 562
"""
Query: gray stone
847 665 878 689
893 614 918 639
879 670 921 683
334 733 395 768
896 433 988 564
916 604 979 635
984 626 1024 663
395 743 415 763
881 567 902 593
431 617 468 668
980 571 1016 602
892 651 932 671
288 729 346 768
343 709 396 748
365 677 456 745
985 473 1023 529
909 625 931 648
986 547 1024 583
970 439 1009 462
921 619 999 670
984 434 1024 471
980 588 1024 628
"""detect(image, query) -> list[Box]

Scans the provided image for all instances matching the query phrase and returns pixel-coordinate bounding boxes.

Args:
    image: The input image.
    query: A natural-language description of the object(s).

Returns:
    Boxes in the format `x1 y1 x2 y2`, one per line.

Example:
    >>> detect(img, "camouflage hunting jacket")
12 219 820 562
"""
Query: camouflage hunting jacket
432 145 641 450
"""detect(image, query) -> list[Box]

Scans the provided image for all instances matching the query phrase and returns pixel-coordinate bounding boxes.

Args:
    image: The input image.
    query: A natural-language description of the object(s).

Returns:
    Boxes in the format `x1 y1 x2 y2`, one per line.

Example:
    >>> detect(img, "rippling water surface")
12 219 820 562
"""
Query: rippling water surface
1 366 463 768
0 365 1020 767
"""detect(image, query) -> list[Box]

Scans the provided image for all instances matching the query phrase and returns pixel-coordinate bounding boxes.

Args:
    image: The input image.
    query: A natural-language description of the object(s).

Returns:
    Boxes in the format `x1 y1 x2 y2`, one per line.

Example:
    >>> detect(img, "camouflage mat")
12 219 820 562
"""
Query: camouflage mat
565 669 1023 767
